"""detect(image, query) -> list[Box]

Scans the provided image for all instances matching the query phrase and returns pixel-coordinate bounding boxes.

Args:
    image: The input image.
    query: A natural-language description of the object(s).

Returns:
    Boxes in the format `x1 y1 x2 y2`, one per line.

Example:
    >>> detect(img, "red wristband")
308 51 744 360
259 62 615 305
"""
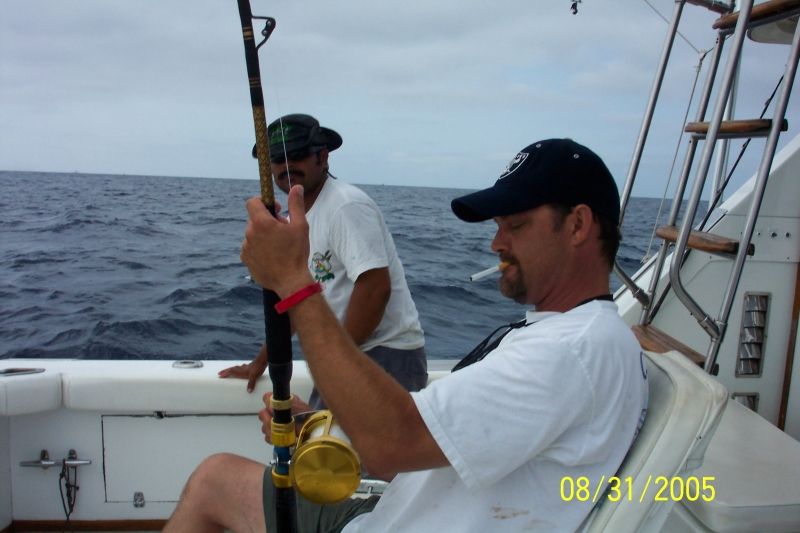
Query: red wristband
274 282 322 314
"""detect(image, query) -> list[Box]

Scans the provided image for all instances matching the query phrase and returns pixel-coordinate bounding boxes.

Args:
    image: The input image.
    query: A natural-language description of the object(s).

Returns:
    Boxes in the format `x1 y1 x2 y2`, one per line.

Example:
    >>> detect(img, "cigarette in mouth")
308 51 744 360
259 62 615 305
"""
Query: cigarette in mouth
469 262 510 282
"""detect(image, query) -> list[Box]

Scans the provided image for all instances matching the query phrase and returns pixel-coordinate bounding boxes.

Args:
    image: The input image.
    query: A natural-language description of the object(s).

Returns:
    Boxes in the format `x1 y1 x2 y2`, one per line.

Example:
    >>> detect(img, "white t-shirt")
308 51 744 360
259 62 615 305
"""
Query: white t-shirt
344 300 648 532
306 178 424 351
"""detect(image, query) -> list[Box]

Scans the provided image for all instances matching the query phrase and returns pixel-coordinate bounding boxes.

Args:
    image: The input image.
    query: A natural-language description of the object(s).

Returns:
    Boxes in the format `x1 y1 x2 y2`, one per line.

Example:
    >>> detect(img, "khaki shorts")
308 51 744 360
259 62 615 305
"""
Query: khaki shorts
262 469 380 533
308 345 428 409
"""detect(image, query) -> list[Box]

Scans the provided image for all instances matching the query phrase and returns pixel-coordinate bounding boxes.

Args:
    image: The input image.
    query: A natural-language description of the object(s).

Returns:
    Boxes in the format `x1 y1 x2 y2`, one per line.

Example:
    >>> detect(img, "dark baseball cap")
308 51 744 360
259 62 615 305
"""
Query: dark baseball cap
451 138 620 223
252 113 342 159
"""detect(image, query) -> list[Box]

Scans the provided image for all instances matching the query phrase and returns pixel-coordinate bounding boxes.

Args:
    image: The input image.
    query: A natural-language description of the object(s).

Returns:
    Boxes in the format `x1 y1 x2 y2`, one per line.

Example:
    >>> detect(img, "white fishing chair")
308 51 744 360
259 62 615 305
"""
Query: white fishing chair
584 350 728 532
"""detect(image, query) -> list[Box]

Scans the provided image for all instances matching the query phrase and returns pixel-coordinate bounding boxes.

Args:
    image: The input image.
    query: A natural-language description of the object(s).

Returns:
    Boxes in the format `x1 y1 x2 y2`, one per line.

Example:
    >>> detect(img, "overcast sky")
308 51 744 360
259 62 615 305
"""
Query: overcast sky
2 0 798 197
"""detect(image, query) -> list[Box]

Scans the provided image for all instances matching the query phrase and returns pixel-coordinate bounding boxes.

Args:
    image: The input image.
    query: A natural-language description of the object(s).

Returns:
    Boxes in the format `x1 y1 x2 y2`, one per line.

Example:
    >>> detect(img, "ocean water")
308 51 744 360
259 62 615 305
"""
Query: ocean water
1 171 667 361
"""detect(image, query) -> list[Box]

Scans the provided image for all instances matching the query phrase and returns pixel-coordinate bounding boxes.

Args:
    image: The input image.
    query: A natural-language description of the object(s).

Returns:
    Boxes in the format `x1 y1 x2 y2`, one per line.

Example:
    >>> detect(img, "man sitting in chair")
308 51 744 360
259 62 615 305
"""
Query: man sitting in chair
164 138 648 532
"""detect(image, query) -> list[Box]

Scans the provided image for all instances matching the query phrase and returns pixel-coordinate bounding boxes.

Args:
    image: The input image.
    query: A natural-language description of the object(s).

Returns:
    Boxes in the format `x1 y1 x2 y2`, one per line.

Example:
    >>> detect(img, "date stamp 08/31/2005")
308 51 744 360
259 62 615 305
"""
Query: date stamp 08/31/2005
560 475 716 504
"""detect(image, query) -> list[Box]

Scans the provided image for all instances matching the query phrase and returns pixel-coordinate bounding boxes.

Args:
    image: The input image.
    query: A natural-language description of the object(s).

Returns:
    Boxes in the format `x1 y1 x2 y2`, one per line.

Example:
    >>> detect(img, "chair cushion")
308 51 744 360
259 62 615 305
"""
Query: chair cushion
586 350 728 532
682 399 800 532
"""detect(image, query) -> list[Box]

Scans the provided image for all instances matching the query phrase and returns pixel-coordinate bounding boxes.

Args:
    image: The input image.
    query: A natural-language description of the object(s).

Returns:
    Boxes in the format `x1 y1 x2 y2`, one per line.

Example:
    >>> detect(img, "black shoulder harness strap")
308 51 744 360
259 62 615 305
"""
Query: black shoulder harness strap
452 319 530 372
452 294 613 373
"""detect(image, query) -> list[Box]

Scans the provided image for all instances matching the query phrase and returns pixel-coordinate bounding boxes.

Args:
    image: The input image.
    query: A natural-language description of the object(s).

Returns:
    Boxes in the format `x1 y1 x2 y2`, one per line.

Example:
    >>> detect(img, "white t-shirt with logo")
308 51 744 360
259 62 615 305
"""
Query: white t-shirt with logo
344 300 648 532
306 178 424 351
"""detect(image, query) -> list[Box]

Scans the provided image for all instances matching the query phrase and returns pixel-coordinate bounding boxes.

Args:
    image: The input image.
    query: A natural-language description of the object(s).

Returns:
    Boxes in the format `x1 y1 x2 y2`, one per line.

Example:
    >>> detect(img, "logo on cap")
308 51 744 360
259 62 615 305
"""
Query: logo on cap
269 124 293 144
499 152 528 179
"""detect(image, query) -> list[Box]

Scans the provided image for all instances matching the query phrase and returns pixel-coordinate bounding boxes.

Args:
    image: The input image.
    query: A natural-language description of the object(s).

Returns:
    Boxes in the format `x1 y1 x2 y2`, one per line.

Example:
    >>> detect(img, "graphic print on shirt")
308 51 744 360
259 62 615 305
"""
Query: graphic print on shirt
311 250 335 282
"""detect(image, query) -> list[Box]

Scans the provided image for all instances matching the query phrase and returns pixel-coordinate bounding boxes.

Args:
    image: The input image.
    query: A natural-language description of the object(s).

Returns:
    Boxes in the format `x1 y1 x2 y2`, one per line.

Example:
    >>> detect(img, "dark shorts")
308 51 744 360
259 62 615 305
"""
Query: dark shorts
308 345 428 410
262 470 380 533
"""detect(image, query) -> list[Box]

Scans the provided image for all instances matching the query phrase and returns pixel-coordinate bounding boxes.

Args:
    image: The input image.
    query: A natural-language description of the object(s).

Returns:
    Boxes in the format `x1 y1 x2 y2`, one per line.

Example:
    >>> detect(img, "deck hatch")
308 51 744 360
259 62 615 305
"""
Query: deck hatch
101 413 266 503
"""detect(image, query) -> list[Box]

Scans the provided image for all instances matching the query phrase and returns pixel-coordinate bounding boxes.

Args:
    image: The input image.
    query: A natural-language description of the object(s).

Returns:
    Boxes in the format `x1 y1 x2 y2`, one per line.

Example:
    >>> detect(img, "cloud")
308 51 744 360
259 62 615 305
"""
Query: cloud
1 0 798 196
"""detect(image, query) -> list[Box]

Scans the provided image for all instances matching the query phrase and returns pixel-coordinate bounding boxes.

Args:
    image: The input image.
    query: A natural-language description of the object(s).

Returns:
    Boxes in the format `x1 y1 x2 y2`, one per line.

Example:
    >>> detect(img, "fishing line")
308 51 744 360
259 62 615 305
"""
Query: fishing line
277 115 293 190
260 52 292 191
641 0 702 54
643 48 710 262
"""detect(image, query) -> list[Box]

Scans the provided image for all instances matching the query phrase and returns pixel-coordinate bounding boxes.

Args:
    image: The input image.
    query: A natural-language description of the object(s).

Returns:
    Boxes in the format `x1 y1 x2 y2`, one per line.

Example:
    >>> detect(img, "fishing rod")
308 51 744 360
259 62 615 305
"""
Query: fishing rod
234 2 296 532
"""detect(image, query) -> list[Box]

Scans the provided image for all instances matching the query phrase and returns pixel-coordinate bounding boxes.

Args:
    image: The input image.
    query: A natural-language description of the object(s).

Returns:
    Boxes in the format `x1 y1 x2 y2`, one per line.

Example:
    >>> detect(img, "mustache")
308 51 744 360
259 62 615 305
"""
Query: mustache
277 169 305 182
499 254 517 266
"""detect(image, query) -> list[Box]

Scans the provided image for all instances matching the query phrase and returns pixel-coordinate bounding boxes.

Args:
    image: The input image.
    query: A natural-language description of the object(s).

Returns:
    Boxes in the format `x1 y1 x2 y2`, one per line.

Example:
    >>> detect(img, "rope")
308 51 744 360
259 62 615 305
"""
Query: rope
58 461 78 533
698 73 785 228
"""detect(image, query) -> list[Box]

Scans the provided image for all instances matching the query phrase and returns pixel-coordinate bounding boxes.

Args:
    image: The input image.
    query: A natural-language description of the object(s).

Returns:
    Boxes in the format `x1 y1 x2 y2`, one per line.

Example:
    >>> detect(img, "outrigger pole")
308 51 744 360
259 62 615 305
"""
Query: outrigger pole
235 2 297 532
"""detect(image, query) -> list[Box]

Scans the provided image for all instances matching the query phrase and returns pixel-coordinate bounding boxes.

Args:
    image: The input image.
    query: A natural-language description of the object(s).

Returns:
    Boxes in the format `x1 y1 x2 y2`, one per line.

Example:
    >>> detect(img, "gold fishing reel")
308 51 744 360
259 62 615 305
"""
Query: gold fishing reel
291 410 361 504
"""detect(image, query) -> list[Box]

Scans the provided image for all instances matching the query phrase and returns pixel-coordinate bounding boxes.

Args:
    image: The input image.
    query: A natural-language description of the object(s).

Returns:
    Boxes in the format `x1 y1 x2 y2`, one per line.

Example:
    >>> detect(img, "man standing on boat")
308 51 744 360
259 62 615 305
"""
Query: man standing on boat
166 138 648 532
219 113 427 408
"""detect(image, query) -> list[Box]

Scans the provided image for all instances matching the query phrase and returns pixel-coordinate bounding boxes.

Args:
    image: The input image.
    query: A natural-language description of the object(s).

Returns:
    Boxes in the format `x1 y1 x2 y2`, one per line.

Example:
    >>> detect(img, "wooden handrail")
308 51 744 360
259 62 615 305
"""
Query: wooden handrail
632 325 706 366
656 225 755 256
713 0 800 31
684 118 787 136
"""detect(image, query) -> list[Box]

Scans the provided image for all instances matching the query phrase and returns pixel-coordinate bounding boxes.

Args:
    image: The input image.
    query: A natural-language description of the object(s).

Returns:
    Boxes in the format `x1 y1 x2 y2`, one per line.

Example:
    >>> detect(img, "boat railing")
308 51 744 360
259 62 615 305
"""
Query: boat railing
615 0 729 307
616 0 800 374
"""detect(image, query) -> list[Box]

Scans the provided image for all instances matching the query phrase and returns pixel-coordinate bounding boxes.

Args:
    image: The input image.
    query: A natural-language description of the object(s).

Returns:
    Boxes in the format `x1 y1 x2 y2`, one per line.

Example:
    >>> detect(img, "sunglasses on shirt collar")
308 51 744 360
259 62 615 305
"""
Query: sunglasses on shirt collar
269 146 323 165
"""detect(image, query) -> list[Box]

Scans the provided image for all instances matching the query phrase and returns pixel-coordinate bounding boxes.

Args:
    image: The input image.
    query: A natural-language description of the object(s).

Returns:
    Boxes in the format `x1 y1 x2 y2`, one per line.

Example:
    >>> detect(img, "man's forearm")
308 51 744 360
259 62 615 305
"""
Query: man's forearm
288 292 445 478
343 268 390 346
240 189 444 476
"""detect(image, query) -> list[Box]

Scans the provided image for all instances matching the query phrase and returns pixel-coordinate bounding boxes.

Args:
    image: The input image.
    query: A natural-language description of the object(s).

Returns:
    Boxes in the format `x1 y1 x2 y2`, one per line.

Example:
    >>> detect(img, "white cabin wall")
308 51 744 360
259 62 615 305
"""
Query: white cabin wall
619 247 798 426
603 234 800 435
615 130 800 432
0 417 11 530
715 259 797 424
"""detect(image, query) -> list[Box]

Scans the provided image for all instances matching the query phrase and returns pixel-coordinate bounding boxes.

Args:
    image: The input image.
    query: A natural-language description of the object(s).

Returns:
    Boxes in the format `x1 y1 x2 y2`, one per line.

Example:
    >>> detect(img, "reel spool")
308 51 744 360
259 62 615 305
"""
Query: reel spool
291 410 361 504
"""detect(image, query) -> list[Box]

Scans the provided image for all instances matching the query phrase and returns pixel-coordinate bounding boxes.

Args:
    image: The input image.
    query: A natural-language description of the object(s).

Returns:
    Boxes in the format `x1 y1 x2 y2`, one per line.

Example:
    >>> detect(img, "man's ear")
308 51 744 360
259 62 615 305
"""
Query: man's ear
570 204 595 244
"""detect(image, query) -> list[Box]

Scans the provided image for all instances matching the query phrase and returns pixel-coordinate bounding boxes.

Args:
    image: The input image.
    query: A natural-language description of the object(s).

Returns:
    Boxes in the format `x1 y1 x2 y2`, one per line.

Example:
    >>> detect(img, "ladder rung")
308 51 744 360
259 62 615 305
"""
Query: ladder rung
713 0 800 31
656 225 756 256
684 118 788 138
631 325 706 366
686 0 734 15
